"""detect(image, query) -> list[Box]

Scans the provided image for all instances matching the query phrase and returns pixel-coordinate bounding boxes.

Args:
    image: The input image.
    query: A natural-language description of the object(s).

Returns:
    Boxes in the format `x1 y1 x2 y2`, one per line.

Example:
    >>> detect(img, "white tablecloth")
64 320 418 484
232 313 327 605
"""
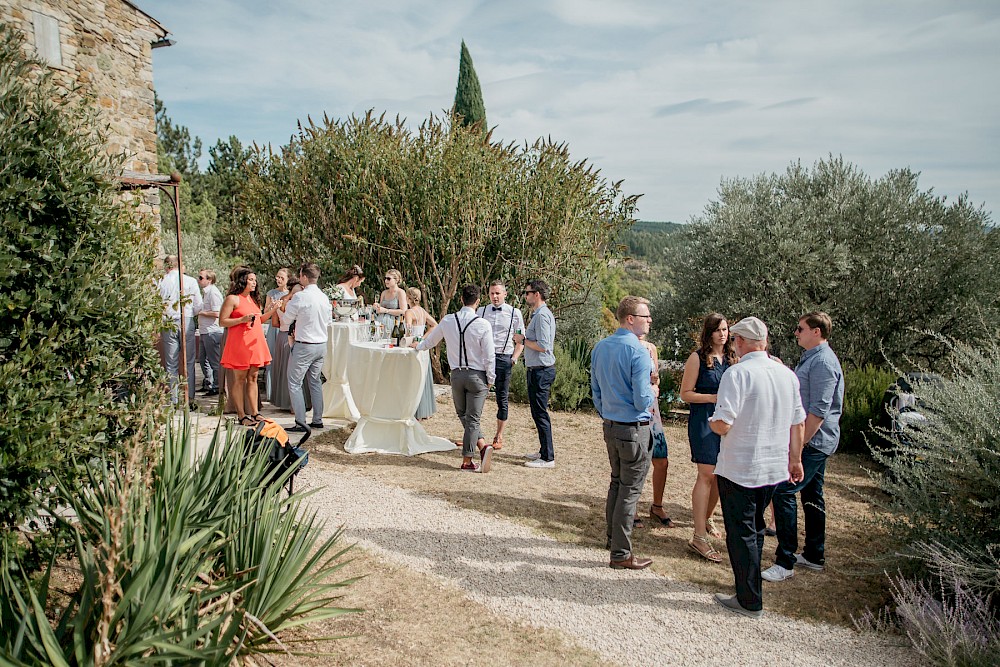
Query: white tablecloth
344 341 454 455
322 322 365 421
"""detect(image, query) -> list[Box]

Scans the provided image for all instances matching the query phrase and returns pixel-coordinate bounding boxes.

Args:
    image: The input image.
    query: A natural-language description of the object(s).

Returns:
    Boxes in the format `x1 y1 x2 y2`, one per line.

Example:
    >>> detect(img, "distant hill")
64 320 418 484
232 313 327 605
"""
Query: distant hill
623 220 684 260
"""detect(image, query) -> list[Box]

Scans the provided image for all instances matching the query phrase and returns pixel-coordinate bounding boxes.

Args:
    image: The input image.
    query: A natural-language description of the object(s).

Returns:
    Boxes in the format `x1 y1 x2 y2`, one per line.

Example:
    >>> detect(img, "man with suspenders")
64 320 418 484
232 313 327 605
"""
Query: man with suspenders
415 284 497 472
477 280 525 451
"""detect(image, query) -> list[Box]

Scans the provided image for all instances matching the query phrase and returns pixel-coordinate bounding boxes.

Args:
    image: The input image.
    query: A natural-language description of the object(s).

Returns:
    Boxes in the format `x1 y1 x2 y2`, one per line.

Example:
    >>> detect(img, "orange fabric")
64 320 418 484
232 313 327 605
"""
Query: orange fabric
221 294 272 370
255 418 289 447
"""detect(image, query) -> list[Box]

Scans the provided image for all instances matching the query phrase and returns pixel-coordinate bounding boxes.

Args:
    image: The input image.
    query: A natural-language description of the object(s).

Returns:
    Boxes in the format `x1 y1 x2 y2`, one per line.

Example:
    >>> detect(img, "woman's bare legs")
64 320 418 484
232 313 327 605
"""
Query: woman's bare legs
692 463 718 537
231 369 249 419
650 458 669 519
246 366 260 416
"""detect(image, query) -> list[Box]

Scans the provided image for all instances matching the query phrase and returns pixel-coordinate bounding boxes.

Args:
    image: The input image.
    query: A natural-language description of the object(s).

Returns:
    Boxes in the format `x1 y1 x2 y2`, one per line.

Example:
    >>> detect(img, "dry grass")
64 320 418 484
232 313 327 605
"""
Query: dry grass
269 549 610 667
307 394 894 627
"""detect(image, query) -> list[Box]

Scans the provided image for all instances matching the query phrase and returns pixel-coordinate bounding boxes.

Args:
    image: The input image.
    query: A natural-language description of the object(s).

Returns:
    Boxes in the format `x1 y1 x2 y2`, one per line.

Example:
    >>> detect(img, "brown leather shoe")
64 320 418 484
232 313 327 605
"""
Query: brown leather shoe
609 555 652 570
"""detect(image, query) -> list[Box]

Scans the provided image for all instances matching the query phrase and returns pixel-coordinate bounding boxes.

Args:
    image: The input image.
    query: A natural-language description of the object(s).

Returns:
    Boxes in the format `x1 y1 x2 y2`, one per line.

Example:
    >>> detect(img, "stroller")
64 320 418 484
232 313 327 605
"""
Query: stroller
242 418 309 494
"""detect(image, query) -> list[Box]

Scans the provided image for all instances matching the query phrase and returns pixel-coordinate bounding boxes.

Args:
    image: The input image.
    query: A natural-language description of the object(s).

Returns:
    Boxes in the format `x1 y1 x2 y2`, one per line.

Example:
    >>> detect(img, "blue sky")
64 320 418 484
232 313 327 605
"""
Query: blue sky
138 0 999 223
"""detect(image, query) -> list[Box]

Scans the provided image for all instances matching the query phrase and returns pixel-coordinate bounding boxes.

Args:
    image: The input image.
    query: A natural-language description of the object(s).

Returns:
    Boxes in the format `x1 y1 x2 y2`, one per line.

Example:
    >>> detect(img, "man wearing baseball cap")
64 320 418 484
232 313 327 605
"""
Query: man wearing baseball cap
708 316 806 618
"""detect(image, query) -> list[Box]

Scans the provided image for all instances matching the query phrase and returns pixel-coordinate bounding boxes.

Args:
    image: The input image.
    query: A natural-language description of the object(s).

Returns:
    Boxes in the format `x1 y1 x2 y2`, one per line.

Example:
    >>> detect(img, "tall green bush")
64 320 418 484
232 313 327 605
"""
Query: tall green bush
840 364 897 453
0 24 164 532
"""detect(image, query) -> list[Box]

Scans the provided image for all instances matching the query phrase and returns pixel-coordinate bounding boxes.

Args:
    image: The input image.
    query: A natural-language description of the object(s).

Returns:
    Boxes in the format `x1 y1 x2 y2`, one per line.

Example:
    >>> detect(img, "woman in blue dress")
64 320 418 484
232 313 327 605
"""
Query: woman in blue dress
681 313 736 562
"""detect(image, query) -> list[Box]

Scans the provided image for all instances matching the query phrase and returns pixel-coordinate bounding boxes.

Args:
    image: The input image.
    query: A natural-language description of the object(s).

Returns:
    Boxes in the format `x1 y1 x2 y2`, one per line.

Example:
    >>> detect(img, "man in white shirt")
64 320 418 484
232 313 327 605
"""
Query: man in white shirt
476 280 524 450
416 284 496 472
709 316 805 619
158 255 202 406
196 269 224 396
284 263 332 438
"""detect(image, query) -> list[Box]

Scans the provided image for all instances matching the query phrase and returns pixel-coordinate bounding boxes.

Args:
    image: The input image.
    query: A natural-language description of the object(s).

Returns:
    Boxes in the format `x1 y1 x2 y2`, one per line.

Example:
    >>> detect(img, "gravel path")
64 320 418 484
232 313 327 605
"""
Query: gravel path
296 461 917 667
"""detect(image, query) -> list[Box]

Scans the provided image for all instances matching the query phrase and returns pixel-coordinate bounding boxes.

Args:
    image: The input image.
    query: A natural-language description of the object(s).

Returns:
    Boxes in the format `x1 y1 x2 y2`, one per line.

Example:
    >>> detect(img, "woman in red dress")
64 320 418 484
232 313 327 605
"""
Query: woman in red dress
220 267 279 425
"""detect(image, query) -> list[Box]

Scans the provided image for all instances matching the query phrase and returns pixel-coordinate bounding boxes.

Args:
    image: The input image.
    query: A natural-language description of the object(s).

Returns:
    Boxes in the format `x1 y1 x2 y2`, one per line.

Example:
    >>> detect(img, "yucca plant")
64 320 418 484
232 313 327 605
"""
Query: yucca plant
0 414 358 665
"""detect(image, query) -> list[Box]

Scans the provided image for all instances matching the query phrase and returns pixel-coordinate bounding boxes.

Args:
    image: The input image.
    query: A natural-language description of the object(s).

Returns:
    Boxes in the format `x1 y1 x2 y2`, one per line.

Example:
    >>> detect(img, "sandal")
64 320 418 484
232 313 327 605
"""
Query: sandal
707 517 723 538
238 415 255 427
250 414 265 422
688 534 723 563
648 504 675 527
492 434 504 451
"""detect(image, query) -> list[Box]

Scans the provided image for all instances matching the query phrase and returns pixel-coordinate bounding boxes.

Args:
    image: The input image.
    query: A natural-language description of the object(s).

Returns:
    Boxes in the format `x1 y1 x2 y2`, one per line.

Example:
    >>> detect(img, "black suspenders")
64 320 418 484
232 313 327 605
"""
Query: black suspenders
456 313 479 368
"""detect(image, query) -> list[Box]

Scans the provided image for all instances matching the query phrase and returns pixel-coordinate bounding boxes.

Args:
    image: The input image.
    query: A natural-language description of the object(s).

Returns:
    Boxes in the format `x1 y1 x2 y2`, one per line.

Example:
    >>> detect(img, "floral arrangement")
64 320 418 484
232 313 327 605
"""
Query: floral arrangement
322 284 346 302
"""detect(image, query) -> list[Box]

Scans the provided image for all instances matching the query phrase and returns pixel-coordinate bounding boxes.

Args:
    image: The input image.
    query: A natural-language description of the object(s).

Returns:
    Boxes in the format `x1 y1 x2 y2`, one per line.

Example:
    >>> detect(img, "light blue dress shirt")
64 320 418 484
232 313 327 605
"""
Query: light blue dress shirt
590 328 655 423
795 342 844 455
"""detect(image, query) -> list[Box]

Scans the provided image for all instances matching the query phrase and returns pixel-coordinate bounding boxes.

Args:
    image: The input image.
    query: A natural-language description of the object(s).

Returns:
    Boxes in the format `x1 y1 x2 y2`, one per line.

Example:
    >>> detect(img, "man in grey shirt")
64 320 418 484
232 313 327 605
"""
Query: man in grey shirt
763 311 844 582
512 279 556 468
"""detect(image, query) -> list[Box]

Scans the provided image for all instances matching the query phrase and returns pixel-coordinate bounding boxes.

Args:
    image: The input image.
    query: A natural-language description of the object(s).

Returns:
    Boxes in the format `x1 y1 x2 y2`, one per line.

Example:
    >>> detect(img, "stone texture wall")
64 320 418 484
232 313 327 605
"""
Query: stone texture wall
0 0 167 218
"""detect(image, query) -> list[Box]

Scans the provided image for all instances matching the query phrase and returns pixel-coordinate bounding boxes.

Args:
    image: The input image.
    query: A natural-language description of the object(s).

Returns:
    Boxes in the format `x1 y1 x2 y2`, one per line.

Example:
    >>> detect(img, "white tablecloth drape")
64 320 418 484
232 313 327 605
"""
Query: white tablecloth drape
322 322 365 421
344 341 454 455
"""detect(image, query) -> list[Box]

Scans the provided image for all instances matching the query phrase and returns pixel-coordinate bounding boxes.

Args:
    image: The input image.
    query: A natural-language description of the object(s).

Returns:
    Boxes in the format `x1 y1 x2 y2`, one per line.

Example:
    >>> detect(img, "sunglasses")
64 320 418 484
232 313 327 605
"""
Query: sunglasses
384 276 393 281
522 290 537 295
794 325 815 333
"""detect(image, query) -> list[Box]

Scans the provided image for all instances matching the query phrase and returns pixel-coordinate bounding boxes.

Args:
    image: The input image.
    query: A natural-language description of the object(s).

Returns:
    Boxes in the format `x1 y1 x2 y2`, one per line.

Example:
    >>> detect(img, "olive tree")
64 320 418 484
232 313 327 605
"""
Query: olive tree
659 156 999 368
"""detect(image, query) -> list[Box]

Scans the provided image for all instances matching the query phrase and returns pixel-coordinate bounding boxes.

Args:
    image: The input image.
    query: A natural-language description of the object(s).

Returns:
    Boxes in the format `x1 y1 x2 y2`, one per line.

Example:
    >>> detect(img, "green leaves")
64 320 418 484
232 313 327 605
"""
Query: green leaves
0 23 166 532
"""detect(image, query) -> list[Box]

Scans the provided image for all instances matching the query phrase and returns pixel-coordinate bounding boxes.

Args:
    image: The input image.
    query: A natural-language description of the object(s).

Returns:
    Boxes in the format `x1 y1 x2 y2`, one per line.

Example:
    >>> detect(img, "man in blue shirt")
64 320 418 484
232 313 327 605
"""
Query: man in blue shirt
762 311 844 583
513 279 557 468
591 296 656 569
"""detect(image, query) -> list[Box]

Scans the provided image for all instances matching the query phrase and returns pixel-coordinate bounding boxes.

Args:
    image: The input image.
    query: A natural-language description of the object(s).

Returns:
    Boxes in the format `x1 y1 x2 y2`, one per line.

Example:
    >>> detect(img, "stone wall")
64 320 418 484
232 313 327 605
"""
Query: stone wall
0 0 167 218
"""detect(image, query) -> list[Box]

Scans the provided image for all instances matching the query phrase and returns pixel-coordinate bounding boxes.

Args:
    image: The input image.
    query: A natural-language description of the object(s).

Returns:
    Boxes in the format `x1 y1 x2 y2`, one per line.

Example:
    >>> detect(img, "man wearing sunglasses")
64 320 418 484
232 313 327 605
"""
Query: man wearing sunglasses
762 312 843 584
512 279 556 468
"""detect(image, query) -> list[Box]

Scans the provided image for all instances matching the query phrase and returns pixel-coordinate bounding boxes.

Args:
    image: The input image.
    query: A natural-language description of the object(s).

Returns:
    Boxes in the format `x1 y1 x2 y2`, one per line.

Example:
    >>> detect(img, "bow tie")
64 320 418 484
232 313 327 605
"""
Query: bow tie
492 306 503 311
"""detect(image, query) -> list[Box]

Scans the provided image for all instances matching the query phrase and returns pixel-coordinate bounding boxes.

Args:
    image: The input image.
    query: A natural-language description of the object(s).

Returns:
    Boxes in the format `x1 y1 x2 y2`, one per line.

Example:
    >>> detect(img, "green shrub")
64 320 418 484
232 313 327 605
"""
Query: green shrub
0 415 356 663
868 336 1000 563
0 25 165 532
841 364 897 453
658 362 685 415
508 341 592 411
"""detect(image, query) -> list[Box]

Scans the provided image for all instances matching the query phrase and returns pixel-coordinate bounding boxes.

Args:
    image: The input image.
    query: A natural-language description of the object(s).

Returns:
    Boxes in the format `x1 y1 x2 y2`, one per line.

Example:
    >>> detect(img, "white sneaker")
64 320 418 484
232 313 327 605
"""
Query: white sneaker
795 553 825 570
523 452 541 461
761 564 794 582
525 458 554 468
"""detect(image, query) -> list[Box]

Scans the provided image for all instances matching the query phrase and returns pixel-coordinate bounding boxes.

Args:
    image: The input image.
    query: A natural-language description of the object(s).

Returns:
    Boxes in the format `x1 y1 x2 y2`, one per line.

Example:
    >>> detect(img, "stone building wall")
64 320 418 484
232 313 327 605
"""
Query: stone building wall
0 0 167 218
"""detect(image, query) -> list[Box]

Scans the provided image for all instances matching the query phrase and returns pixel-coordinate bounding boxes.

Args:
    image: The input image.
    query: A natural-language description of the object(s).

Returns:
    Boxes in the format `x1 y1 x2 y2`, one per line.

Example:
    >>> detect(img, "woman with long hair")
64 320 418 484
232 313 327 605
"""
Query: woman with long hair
268 276 301 411
264 268 290 401
405 286 439 420
220 267 280 425
680 313 737 562
374 268 407 331
335 264 365 304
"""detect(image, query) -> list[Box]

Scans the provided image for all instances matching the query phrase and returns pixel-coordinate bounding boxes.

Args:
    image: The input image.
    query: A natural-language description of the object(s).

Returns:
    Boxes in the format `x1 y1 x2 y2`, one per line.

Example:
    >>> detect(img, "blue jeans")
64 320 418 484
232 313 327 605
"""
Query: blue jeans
527 365 555 461
772 445 829 569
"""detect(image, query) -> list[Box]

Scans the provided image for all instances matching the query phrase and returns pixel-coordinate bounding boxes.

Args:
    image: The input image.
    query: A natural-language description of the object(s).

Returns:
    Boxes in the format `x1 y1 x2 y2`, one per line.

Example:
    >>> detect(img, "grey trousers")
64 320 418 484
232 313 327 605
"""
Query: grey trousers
198 330 222 390
288 341 325 426
451 369 488 458
162 321 196 403
604 421 652 561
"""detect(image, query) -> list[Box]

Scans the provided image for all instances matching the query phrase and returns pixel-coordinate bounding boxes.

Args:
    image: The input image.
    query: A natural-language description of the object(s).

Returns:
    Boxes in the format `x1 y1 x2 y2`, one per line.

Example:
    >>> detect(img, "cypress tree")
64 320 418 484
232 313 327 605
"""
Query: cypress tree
453 40 487 130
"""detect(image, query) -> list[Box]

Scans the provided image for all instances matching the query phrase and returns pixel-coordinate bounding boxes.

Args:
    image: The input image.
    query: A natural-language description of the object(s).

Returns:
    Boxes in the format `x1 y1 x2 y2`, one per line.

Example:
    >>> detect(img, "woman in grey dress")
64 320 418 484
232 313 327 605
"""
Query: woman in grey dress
264 268 289 400
268 278 300 410
374 268 408 333
405 287 438 419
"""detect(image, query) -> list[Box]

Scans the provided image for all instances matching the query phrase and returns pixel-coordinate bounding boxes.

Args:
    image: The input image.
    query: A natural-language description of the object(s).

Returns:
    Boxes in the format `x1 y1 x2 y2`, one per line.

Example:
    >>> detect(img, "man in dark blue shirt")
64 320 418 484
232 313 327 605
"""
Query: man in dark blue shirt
763 311 844 583
591 296 656 569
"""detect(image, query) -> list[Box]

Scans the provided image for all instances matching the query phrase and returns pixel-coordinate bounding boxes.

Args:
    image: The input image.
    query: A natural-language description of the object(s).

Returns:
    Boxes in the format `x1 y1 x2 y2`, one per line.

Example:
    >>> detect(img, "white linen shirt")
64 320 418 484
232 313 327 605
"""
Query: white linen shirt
158 270 202 322
283 284 332 344
197 284 224 334
710 351 807 488
417 307 496 385
476 303 525 356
